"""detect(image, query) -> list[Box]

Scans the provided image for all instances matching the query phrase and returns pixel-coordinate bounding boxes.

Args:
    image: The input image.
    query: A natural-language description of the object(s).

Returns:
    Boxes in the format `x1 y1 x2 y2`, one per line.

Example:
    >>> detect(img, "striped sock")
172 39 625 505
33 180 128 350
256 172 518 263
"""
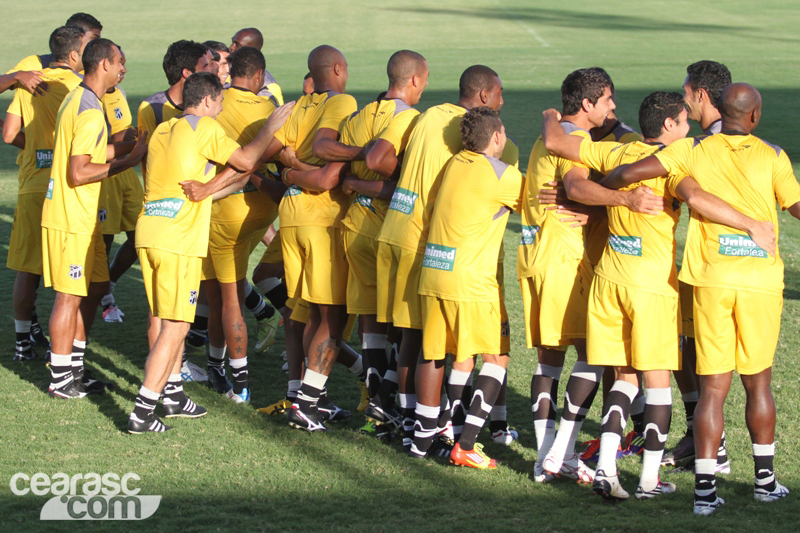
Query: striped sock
753 443 776 493
230 357 248 394
639 387 672 491
694 458 718 504
131 385 160 424
532 363 561 458
49 353 74 390
550 361 602 463
596 380 638 477
296 369 327 413
410 403 439 457
458 363 506 450
162 374 185 407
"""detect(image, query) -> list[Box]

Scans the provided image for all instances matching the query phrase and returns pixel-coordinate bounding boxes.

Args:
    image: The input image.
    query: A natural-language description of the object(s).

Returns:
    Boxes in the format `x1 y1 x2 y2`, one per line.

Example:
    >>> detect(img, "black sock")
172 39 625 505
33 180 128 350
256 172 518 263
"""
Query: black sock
445 369 472 440
245 283 275 321
410 403 439 457
131 385 160 423
163 374 185 408
264 282 289 311
296 369 326 413
753 443 776 493
694 459 717 503
458 364 506 450
717 433 729 465
683 392 698 438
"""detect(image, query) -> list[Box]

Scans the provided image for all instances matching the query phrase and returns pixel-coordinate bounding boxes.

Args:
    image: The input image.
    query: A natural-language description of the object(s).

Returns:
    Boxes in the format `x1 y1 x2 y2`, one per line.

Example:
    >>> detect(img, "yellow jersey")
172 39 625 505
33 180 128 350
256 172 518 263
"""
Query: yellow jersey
41 84 108 235
419 150 524 302
135 115 241 256
377 103 519 255
5 54 55 167
225 71 284 106
340 98 420 239
656 133 800 295
275 91 358 228
579 139 682 295
102 86 139 186
517 122 591 279
211 86 278 224
137 90 183 143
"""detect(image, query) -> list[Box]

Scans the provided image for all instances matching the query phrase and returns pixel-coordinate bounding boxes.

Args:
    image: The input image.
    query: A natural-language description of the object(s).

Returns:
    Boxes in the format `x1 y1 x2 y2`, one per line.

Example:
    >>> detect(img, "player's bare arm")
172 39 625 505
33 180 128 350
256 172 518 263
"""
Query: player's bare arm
281 161 348 192
311 127 367 162
179 166 248 202
70 134 147 186
563 166 664 214
278 145 317 171
0 70 49 95
541 109 584 162
341 174 398 200
249 172 288 204
599 155 668 190
365 139 401 178
227 101 294 171
1 113 24 150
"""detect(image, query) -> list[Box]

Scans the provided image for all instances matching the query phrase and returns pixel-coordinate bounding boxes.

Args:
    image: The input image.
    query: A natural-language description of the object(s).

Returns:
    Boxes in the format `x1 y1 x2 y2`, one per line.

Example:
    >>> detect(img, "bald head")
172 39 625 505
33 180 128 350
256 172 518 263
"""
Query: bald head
308 45 345 74
719 83 761 120
231 28 263 51
387 50 427 88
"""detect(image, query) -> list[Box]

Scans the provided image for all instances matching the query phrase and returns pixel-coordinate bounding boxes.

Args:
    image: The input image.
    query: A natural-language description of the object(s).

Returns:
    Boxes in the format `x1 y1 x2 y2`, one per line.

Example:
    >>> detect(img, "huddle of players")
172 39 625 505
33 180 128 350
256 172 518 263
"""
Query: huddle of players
2 14 796 517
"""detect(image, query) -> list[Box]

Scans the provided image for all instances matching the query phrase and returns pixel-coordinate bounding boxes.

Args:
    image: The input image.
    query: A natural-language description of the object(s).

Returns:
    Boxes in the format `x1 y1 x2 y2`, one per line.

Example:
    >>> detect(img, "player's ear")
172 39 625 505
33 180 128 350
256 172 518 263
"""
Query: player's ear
333 62 341 76
581 97 591 113
182 68 192 80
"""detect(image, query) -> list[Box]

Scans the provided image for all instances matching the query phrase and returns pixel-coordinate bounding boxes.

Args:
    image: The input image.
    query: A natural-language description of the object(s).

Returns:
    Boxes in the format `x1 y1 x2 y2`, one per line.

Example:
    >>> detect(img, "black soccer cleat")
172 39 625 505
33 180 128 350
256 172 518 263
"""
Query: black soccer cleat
207 366 233 394
287 404 327 432
74 366 111 394
48 380 88 399
365 402 402 431
163 396 208 418
128 413 173 434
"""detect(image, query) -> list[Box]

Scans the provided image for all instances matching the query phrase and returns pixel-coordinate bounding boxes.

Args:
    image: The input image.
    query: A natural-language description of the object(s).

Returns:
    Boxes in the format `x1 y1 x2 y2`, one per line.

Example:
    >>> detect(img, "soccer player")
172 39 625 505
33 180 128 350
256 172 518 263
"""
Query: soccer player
375 65 512 454
607 83 796 515
41 38 146 399
683 60 732 136
203 41 230 82
199 46 284 403
337 50 428 429
541 91 775 500
417 106 523 469
518 68 660 483
3 26 87 362
97 49 144 323
129 72 292 433
228 28 283 106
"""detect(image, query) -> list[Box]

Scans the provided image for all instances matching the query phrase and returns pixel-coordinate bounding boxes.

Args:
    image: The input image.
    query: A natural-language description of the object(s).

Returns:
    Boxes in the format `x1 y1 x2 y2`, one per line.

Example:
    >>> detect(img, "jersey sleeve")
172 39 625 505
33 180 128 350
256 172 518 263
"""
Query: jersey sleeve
500 138 520 168
71 110 107 157
378 109 419 154
499 167 525 212
579 140 621 174
318 94 358 132
773 150 800 210
654 137 692 178
5 54 41 74
137 102 157 143
197 118 241 166
7 89 22 116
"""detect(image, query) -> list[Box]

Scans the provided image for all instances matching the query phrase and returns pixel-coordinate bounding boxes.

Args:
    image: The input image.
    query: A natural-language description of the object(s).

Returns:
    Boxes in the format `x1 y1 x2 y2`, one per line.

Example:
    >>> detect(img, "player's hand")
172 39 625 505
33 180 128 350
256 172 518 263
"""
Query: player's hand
542 108 562 121
127 131 148 166
180 180 210 202
537 181 567 205
266 101 295 131
555 205 591 227
15 71 48 96
279 146 300 169
341 175 359 195
624 185 664 215
747 220 776 257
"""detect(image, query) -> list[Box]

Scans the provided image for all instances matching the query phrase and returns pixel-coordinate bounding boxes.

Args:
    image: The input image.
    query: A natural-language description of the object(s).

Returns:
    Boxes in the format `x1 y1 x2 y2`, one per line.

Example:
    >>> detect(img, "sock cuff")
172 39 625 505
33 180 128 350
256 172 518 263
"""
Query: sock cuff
610 379 639 401
753 443 775 456
138 386 161 401
491 405 507 420
287 380 302 392
195 303 209 317
244 282 254 297
571 361 603 381
383 370 398 383
630 393 646 414
256 277 281 294
229 357 248 369
534 363 562 380
51 353 72 366
362 333 388 350
14 320 32 333
645 387 672 406
448 369 473 386
682 391 699 403
303 369 328 390
167 374 182 383
209 345 226 359
398 393 416 408
695 458 717 475
415 403 439 418
72 339 87 350
478 362 506 382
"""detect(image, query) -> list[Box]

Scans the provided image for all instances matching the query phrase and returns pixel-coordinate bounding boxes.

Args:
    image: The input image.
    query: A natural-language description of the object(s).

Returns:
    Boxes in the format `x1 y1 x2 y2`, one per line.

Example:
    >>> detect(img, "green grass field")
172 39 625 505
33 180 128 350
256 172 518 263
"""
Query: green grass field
2 0 800 531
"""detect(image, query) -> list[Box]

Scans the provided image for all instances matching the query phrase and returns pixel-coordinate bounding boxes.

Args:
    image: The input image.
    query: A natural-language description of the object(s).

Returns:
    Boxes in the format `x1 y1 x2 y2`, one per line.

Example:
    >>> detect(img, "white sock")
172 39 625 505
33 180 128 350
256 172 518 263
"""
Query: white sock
256 277 281 294
15 320 31 333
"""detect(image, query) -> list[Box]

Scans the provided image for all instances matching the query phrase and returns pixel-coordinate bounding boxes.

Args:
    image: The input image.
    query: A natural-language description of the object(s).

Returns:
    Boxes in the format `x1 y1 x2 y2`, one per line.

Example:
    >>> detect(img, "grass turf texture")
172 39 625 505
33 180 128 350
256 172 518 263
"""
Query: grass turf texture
1 0 800 530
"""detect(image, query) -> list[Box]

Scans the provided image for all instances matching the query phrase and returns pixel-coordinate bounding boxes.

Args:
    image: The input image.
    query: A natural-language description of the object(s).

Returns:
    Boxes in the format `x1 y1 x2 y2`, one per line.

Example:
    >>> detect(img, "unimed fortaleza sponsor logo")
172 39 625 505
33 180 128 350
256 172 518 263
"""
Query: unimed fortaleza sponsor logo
36 149 53 169
422 243 456 271
144 198 184 219
355 194 376 212
388 187 417 214
10 472 161 521
520 225 540 246
609 234 643 257
718 234 768 258
46 178 54 199
284 185 302 197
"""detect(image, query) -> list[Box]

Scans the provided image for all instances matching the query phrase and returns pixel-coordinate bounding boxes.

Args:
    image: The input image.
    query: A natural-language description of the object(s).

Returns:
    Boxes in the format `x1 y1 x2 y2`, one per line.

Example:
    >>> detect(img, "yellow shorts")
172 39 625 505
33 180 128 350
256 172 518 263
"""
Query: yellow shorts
421 295 510 362
587 276 680 371
98 170 144 235
286 297 356 340
376 242 423 329
343 228 379 315
42 227 109 296
281 225 347 305
259 228 283 264
519 259 592 349
138 248 202 322
201 217 271 283
693 286 782 375
679 280 694 338
8 192 46 274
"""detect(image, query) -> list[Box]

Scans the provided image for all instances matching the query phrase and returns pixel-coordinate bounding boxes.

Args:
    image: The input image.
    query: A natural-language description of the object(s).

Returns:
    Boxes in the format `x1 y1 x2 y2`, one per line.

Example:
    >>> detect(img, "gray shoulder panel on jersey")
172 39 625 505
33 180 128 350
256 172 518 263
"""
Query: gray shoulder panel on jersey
692 134 712 148
392 98 414 117
703 120 722 135
263 70 277 86
184 114 202 131
484 154 510 180
38 53 54 68
760 138 783 156
118 86 127 99
493 206 512 220
560 121 585 135
205 161 215 176
145 91 168 124
256 86 279 106
612 121 638 140
78 89 103 115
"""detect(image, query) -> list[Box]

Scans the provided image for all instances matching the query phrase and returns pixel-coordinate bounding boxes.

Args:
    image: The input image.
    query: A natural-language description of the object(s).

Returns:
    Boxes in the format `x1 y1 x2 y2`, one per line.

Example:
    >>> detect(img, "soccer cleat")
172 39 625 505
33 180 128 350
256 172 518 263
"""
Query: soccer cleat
30 324 50 349
207 366 233 394
437 420 455 441
491 427 519 446
357 381 370 412
317 401 352 422
635 480 677 499
181 360 208 382
254 311 281 353
693 496 725 516
662 432 695 466
593 470 629 501
128 414 173 434
287 404 327 432
48 380 87 399
716 459 731 475
429 434 456 458
716 439 731 474
257 398 292 416
621 430 645 456
556 454 595 484
359 421 392 442
580 438 601 464
364 402 402 430
75 366 110 394
102 304 125 323
450 442 497 470
533 461 555 483
755 481 790 503
226 388 251 404
13 342 35 362
163 397 207 418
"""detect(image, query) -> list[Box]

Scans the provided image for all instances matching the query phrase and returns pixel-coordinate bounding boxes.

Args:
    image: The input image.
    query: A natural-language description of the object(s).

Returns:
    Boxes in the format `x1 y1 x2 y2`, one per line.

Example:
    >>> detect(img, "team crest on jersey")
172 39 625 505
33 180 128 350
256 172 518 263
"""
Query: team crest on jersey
284 185 302 197
189 290 198 305
68 265 83 280
114 107 123 120
501 320 510 338
98 209 107 222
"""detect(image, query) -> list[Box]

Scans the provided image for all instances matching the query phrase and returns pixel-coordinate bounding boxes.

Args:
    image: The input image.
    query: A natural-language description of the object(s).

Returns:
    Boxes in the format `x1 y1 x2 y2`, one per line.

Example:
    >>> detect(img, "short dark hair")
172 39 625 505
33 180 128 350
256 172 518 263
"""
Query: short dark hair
183 72 223 108
638 91 688 139
459 65 499 100
228 46 265 79
685 60 732 110
82 38 118 75
460 106 503 152
561 67 614 116
203 40 229 62
387 50 427 87
163 40 208 86
65 12 102 32
49 26 84 63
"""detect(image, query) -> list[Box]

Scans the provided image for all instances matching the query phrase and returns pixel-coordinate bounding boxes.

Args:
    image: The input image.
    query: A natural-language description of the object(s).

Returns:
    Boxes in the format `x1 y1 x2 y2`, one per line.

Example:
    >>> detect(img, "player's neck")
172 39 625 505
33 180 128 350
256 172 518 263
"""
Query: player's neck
230 77 258 94
720 119 753 135
167 83 184 107
384 87 412 106
81 75 109 101
560 112 594 131
699 107 721 131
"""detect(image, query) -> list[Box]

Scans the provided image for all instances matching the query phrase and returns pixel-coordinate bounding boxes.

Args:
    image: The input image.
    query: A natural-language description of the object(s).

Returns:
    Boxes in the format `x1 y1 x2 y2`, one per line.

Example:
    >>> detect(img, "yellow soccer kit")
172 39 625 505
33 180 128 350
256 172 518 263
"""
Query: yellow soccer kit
657 133 800 374
418 150 524 360
99 86 144 235
517 123 592 348
275 91 357 305
137 90 183 144
578 139 682 371
5 54 53 168
258 70 284 106
340 97 420 314
41 84 110 295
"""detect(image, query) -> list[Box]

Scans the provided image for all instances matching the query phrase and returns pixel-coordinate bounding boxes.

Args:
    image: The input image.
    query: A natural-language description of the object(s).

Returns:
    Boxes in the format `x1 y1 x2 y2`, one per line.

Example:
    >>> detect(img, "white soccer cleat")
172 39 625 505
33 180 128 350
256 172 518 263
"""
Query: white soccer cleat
558 453 595 484
181 360 208 382
491 427 519 446
593 469 629 500
533 460 555 484
755 480 790 503
693 496 725 516
102 305 125 323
